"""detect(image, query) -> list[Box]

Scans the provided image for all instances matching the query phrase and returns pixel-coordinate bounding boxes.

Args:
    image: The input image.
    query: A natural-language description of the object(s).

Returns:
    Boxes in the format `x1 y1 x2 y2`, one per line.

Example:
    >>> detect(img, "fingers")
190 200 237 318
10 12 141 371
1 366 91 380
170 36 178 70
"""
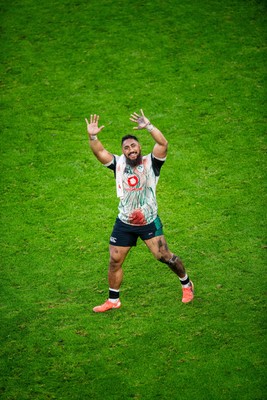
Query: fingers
130 112 139 118
130 112 140 123
130 110 145 120
88 114 99 124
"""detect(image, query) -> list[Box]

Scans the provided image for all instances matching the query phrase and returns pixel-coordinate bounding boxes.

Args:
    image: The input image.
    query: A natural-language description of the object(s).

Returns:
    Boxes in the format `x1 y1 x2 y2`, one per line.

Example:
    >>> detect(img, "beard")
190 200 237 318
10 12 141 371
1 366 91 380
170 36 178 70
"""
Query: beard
126 152 142 168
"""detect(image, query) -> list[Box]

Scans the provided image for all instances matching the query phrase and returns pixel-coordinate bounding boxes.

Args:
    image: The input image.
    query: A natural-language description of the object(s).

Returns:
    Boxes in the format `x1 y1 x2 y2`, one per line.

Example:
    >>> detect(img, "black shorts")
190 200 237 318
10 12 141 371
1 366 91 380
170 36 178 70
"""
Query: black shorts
109 216 164 247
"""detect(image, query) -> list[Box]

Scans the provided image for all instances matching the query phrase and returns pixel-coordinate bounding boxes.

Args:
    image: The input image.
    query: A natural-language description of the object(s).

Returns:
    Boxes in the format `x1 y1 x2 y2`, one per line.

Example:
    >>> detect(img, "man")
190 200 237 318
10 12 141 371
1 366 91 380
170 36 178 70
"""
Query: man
85 110 194 312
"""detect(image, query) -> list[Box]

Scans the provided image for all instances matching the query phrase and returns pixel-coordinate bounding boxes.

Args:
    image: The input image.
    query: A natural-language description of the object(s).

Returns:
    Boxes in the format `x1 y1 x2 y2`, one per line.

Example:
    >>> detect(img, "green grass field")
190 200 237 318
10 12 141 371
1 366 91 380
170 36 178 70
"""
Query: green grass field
1 0 266 399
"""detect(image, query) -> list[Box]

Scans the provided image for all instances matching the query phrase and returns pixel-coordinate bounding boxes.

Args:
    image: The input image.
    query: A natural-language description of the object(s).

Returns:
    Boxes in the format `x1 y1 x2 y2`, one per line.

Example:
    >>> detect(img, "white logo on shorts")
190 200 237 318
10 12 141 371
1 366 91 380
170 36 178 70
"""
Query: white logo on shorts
110 236 117 243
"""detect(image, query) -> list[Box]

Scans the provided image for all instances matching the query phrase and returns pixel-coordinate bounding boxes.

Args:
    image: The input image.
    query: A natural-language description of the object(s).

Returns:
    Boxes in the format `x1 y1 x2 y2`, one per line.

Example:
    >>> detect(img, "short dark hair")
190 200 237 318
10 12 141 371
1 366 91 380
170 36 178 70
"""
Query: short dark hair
121 134 139 146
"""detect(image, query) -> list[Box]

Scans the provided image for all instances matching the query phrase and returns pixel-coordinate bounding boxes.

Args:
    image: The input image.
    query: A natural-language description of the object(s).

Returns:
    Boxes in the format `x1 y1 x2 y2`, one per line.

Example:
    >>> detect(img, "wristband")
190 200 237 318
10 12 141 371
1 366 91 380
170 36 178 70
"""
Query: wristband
90 135 98 141
146 123 155 132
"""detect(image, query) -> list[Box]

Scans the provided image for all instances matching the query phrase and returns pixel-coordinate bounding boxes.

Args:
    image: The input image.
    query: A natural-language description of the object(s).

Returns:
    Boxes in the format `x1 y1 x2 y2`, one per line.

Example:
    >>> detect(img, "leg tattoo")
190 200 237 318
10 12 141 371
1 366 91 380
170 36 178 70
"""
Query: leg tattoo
159 254 186 277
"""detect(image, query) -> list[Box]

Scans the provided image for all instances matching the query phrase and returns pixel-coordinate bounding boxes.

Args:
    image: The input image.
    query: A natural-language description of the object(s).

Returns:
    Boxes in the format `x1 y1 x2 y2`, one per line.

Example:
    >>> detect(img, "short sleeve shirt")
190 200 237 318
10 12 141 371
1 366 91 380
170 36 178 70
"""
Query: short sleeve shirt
106 153 165 225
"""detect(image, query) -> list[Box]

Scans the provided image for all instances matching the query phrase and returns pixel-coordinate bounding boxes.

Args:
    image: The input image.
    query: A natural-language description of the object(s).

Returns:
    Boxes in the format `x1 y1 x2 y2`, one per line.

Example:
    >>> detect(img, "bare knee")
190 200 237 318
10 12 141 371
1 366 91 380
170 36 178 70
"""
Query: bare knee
145 236 185 274
159 254 185 276
109 252 121 270
109 246 129 271
159 253 179 265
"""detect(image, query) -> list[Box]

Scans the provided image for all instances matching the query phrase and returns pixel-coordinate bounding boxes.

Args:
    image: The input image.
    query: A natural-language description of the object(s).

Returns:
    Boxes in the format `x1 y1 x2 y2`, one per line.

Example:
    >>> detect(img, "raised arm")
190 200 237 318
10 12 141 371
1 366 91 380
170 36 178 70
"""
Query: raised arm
130 109 168 159
85 114 113 165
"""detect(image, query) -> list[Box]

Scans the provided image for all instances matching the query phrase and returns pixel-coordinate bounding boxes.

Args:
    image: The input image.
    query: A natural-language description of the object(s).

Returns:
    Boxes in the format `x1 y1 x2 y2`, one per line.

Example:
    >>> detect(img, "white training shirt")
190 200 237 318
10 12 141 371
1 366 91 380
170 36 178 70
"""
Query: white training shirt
106 153 165 226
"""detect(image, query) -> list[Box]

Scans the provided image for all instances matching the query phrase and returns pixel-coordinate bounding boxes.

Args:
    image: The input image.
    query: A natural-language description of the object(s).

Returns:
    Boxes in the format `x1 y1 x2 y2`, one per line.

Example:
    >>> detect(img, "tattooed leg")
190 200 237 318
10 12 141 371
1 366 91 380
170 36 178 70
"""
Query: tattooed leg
145 235 186 278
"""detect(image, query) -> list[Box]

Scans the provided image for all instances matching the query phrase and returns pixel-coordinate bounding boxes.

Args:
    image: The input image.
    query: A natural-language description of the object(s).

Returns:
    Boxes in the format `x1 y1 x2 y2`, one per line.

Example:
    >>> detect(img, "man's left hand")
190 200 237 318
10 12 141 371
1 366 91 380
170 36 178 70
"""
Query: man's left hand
130 109 150 130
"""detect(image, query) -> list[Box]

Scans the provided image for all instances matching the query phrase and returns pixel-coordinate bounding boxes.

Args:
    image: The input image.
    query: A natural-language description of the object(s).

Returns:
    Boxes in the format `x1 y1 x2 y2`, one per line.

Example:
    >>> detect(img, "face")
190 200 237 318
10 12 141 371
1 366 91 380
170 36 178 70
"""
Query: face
122 139 142 166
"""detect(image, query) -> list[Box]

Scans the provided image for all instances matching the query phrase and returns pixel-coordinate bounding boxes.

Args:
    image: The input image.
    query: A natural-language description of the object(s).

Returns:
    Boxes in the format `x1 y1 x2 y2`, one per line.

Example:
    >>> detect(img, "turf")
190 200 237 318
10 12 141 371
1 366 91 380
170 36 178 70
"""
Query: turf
1 0 266 399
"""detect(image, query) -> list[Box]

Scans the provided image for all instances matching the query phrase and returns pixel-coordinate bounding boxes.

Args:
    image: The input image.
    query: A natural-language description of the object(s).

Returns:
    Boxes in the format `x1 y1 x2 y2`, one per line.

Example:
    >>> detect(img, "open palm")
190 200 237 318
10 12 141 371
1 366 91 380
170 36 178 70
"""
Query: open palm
85 114 104 136
130 109 150 130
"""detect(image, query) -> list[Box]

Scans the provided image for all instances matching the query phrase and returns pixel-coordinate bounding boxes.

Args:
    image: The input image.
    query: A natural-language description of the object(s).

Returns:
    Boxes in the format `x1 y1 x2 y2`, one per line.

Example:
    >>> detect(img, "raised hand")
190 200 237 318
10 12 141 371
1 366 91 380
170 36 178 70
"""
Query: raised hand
85 114 105 137
130 109 150 130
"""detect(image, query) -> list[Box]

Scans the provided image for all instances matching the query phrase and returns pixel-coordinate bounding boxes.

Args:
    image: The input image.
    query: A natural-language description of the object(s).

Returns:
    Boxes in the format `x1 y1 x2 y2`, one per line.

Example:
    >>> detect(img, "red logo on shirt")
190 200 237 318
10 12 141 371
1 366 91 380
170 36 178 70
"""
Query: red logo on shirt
127 175 139 187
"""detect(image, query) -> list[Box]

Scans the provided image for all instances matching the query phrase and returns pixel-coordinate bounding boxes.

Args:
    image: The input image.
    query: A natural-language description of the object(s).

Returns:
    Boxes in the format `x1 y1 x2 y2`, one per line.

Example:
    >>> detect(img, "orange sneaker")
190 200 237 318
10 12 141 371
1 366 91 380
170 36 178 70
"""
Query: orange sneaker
182 281 194 303
93 299 121 313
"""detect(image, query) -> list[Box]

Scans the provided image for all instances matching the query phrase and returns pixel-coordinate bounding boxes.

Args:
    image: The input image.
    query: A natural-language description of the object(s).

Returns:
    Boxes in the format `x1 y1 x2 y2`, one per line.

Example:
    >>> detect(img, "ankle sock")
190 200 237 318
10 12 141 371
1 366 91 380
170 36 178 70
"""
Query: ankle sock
179 274 190 288
109 288 120 303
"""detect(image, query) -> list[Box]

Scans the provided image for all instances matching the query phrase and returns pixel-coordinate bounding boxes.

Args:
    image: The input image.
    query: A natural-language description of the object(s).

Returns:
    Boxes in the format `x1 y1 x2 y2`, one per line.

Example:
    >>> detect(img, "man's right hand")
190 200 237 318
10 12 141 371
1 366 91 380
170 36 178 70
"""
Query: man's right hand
85 114 105 138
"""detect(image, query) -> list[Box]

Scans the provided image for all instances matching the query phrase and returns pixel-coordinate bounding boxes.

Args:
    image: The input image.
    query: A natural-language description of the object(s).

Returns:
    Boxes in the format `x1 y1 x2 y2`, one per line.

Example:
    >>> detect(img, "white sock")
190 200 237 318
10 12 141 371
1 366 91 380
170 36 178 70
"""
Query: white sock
109 298 120 303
